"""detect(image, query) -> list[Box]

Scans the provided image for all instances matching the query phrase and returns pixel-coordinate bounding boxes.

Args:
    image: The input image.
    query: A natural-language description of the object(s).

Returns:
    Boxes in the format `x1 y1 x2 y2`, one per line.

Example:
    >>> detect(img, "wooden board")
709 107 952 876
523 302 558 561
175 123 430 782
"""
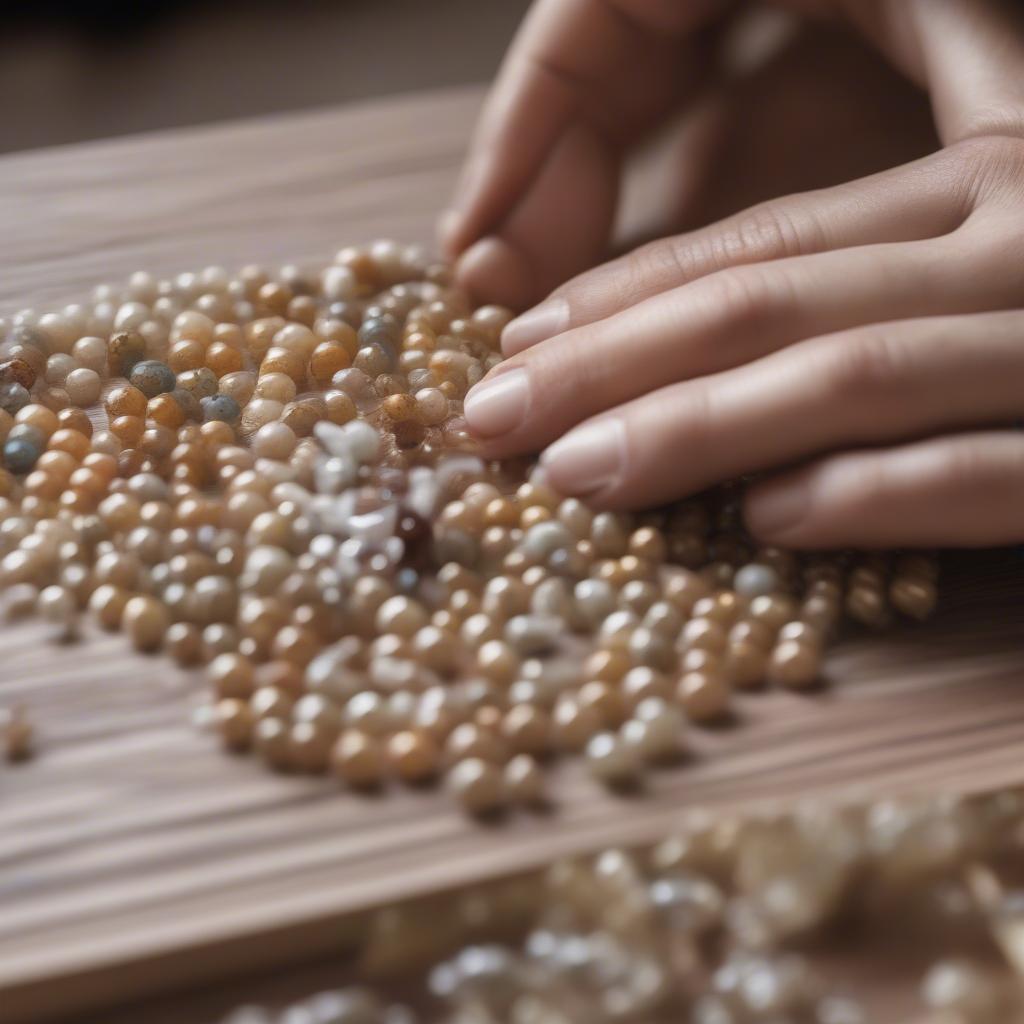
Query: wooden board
1 86 1023 1022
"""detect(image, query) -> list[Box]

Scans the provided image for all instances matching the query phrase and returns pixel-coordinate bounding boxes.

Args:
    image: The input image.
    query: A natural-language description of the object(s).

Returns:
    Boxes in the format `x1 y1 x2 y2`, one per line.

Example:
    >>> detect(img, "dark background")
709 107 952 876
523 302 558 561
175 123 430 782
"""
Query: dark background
2 0 530 153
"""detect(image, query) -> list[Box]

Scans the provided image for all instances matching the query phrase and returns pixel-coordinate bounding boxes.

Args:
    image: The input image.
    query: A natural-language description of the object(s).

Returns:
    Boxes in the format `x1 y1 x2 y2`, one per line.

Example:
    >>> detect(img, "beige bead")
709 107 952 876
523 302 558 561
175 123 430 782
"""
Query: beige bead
388 729 440 784
552 698 602 752
504 754 545 805
677 672 730 723
331 729 386 788
768 640 821 690
501 704 552 756
208 653 255 699
585 731 640 788
88 584 129 630
216 698 254 752
446 756 506 815
122 595 170 653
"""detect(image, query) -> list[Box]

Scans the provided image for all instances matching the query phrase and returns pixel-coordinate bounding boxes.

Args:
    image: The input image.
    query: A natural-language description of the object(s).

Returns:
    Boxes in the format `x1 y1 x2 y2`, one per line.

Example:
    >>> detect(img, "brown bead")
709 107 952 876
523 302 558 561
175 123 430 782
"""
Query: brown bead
57 406 93 437
0 357 37 390
768 640 821 690
309 342 351 386
331 729 386 788
205 341 244 377
388 729 440 784
108 331 146 375
889 577 937 621
209 652 255 699
48 428 90 460
148 393 187 429
105 384 148 419
677 672 730 723
122 595 170 652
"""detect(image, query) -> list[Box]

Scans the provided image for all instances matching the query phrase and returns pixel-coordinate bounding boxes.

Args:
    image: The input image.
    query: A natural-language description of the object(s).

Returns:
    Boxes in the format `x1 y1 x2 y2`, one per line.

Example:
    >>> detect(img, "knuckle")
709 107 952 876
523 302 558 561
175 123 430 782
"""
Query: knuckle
729 202 823 263
943 135 1024 206
695 265 791 338
824 330 905 402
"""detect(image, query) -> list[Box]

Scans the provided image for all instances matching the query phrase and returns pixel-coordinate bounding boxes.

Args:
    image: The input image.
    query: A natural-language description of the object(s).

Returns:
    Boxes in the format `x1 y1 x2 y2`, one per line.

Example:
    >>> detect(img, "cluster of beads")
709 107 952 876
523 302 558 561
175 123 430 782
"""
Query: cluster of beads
221 787 1024 1024
0 243 938 813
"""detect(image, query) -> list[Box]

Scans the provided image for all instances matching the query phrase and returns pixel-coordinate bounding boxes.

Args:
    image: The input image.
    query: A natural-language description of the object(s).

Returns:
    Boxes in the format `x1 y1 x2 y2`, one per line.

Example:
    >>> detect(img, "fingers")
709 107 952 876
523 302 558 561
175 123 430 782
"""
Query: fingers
467 228 1024 458
745 430 1024 548
453 121 619 310
899 0 1024 143
500 151 969 354
537 310 1024 507
443 0 722 306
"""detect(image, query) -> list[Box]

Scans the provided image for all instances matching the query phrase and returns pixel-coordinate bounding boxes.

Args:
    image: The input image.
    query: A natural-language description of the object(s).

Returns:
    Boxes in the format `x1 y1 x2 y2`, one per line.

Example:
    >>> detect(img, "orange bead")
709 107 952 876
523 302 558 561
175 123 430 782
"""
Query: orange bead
205 341 244 377
48 428 91 460
260 346 305 385
110 415 144 447
104 384 148 419
147 393 186 429
57 406 93 437
308 342 351 386
168 340 206 373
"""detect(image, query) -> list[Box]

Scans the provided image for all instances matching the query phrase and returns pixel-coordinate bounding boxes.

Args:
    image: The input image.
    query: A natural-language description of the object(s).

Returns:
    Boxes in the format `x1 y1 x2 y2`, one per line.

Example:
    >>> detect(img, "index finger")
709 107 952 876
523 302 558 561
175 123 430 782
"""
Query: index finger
440 0 725 258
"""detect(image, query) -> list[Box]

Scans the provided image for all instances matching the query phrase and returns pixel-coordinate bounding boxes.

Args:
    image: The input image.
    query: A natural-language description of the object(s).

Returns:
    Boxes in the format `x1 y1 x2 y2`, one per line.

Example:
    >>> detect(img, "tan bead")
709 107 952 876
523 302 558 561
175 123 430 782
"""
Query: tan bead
122 595 170 652
553 698 602 752
677 672 730 723
889 577 937 621
504 754 545 805
216 698 254 752
768 640 821 690
445 722 509 765
387 729 440 784
331 729 386 788
448 757 506 816
88 584 128 630
500 704 551 756
209 652 255 699
725 641 767 689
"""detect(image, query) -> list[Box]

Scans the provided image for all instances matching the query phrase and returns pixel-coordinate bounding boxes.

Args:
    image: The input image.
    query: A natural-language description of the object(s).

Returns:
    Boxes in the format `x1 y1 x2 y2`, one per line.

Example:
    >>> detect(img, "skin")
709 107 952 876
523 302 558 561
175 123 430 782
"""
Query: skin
445 0 1024 548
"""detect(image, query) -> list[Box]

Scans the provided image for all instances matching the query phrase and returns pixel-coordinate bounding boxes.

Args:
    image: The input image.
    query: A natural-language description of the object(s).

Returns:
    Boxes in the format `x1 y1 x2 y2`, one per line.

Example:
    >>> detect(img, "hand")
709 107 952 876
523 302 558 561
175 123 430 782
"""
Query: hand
456 0 1024 548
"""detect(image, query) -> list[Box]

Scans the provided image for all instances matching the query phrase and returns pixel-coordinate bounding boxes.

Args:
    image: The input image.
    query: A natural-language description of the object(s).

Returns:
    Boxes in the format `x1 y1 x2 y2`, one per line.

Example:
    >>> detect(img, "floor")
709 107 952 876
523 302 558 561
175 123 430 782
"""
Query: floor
1 0 529 153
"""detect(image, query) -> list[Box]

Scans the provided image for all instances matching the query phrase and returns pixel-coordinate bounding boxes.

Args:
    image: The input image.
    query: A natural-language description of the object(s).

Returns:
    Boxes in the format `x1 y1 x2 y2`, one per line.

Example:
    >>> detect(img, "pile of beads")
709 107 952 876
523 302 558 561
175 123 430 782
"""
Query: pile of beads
221 787 1024 1023
0 243 938 812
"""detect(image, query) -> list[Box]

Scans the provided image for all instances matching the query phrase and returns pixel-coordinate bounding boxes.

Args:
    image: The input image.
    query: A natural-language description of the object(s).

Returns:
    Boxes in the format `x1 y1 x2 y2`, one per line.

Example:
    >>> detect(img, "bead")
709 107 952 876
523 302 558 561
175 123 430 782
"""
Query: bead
129 360 177 398
387 730 439 784
201 394 242 424
447 757 506 816
586 731 640 788
122 595 170 652
768 640 821 690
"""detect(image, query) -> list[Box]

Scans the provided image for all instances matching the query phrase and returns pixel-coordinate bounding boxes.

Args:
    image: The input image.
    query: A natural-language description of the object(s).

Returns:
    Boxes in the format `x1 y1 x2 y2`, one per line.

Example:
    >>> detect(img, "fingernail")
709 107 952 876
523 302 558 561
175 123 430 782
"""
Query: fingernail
746 482 809 538
502 297 569 356
456 236 535 310
541 418 626 496
464 367 530 437
437 209 463 257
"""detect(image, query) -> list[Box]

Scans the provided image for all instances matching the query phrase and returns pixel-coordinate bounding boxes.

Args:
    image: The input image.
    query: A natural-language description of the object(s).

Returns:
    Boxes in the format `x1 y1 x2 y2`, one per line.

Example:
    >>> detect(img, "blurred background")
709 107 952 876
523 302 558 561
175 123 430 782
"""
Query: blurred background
1 0 531 153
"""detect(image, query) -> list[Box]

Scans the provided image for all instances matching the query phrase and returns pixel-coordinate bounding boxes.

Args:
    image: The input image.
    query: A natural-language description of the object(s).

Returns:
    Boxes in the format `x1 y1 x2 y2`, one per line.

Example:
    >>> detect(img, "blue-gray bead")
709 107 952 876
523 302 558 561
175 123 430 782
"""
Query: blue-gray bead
4 437 41 474
200 394 241 424
129 360 177 398
0 382 30 415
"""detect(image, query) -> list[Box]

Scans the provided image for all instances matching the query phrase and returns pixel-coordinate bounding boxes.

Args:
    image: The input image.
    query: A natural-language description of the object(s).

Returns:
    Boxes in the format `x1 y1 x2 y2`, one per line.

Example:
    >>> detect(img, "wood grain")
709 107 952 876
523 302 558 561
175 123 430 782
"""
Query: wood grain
1 86 1023 1023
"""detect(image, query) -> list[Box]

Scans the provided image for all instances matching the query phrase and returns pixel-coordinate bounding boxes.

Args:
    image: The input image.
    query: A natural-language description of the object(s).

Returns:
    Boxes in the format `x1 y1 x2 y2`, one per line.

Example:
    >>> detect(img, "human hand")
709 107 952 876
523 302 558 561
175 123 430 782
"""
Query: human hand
456 0 1024 548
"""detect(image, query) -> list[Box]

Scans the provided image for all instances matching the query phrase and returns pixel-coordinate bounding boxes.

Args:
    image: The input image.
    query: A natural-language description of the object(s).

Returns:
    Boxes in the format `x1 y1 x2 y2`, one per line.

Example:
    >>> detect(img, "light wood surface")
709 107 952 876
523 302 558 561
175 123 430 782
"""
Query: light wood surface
1 85 1023 1023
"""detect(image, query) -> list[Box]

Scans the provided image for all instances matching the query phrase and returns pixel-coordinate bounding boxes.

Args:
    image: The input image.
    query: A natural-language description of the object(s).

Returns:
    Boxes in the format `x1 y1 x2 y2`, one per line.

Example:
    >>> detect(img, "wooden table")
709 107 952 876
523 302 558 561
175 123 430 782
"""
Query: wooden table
1 86 1023 1024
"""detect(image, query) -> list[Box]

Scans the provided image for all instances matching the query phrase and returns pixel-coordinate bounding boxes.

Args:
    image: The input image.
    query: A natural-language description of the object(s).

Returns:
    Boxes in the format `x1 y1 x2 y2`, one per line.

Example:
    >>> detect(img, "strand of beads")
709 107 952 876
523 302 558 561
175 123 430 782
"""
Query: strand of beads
0 243 938 814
